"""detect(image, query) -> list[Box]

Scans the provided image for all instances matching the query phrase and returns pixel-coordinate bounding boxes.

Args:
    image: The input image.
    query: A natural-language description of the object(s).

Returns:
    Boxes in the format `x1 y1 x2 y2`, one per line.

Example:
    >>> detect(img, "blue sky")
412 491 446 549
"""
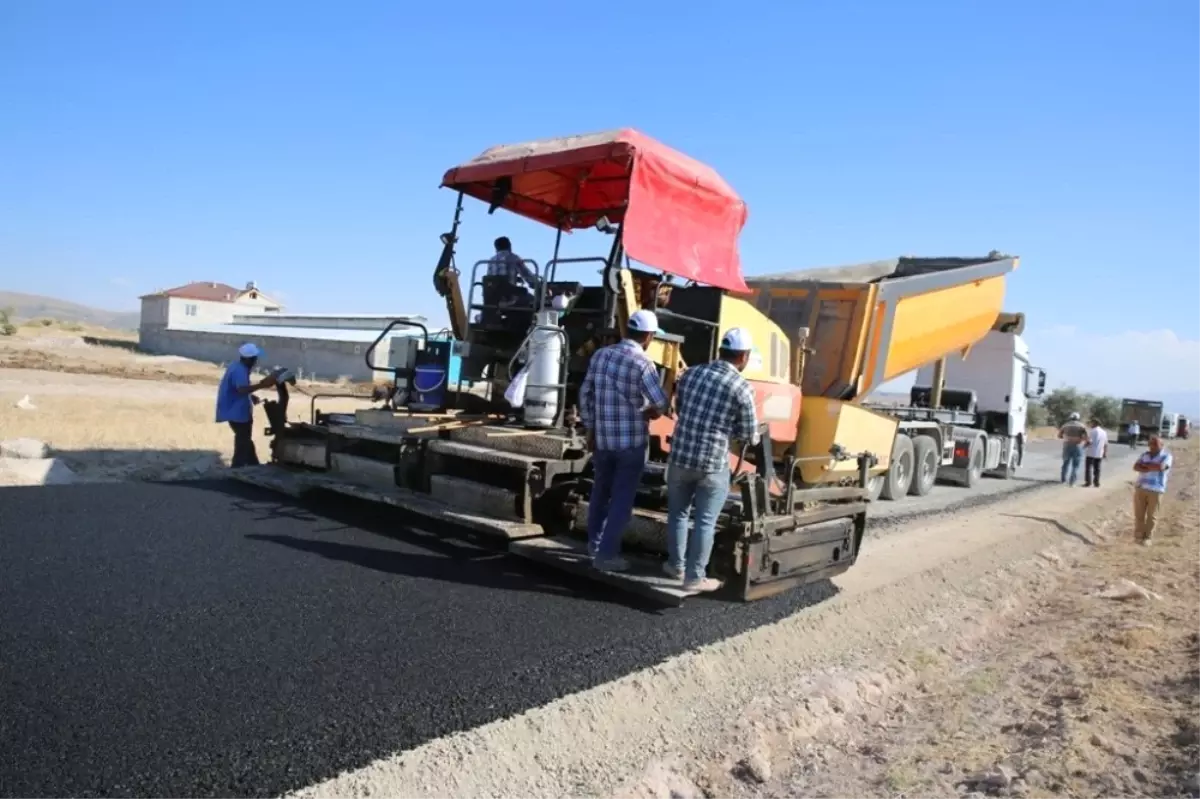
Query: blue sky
1 0 1197 403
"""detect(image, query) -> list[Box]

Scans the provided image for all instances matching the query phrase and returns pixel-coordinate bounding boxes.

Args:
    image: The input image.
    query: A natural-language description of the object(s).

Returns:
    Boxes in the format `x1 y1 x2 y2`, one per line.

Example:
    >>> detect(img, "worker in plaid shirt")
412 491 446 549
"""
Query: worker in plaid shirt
663 327 760 594
579 310 671 572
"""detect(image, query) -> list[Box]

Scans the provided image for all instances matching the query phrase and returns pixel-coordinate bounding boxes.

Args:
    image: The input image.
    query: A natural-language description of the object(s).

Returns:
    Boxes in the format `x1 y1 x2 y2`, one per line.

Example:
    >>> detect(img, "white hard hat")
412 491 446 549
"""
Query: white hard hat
627 310 659 333
238 343 262 359
1068 412 1081 421
720 327 754 352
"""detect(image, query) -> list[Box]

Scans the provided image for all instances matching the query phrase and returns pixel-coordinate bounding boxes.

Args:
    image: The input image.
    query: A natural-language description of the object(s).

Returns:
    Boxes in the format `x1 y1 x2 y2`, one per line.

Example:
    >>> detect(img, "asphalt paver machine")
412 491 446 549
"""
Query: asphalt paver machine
235 129 908 605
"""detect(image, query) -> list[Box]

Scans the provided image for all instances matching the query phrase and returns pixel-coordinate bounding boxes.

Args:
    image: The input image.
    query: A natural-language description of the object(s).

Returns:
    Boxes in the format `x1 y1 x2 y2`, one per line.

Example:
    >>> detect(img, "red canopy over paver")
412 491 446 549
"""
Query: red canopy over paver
441 128 749 293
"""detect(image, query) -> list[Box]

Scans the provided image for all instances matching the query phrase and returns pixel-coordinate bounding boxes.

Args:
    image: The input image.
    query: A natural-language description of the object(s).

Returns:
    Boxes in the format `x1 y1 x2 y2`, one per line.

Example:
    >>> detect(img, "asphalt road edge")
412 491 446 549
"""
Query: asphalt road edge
288 473 1138 799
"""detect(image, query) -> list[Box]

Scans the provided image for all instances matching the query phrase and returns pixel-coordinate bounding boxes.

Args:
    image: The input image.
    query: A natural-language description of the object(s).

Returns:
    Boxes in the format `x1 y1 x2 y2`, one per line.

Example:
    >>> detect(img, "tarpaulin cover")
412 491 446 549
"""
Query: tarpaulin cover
441 128 749 293
746 255 1015 288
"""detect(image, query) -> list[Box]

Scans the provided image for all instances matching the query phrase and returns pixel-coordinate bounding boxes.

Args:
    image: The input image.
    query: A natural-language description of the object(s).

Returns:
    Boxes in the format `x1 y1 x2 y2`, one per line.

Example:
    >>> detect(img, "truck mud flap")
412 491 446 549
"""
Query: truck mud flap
730 504 867 602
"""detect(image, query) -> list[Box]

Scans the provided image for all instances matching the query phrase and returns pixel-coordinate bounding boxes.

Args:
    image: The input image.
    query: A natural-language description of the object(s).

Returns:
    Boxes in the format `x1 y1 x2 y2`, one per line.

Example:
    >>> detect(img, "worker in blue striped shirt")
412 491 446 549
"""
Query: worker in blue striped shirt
1131 434 1173 546
578 310 671 572
664 328 760 594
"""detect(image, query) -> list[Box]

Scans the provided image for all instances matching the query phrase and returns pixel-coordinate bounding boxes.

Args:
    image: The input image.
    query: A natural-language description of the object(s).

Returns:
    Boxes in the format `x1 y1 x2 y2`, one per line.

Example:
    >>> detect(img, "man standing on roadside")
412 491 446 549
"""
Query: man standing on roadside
1083 417 1108 488
1057 411 1089 486
1127 419 1141 448
579 310 671 573
1131 434 1173 546
215 343 277 468
663 328 760 595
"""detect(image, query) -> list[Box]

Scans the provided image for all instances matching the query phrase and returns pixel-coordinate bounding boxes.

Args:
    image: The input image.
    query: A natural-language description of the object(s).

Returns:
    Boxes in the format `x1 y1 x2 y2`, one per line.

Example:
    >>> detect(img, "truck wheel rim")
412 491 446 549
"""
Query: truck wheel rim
921 452 936 485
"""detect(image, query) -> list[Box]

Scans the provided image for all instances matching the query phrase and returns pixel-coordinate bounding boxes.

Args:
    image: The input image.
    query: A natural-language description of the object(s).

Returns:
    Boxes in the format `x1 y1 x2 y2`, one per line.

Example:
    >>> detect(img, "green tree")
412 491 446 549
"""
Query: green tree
1042 387 1085 426
0 307 15 337
1042 386 1123 429
1027 400 1049 428
1088 395 1122 429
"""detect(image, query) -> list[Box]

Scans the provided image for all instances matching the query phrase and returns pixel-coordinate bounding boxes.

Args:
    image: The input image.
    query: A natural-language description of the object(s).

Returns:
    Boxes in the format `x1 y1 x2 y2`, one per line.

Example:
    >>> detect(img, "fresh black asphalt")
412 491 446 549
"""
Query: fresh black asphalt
0 445 1080 798
0 479 839 798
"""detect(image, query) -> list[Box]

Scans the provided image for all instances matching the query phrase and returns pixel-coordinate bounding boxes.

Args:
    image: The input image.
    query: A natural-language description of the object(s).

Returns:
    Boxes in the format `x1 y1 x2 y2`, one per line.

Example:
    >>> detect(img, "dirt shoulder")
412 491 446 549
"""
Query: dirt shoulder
289 444 1198 799
752 440 1200 799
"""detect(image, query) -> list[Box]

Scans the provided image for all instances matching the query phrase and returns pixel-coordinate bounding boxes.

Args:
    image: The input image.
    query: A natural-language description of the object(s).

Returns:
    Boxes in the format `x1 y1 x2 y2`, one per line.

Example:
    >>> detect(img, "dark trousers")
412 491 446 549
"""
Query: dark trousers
1084 456 1102 487
228 421 260 468
586 446 647 561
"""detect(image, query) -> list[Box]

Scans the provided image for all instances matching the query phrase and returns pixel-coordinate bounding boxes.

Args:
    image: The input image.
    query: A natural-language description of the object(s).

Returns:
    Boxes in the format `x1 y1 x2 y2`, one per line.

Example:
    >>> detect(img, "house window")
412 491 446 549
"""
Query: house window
184 304 198 317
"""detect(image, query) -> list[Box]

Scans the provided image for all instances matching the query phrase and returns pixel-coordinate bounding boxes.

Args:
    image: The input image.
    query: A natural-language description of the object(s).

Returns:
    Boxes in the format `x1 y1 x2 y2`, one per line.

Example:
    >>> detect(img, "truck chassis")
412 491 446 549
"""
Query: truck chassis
861 401 1021 501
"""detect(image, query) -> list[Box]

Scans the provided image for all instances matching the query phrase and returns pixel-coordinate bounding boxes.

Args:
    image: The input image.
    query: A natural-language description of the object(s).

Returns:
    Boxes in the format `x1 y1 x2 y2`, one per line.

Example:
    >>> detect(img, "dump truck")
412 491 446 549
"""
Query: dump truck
1118 398 1164 445
747 264 1047 500
234 128 1025 606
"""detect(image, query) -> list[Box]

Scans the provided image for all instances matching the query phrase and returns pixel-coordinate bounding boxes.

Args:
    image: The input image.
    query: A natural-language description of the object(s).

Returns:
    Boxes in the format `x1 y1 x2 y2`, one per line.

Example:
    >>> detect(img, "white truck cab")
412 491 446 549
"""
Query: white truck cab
862 329 1047 503
914 331 1047 441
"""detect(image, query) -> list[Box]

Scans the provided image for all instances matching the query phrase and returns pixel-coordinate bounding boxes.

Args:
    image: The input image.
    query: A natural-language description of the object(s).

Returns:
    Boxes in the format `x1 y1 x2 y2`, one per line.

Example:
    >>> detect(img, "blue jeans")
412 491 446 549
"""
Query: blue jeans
666 464 730 583
587 447 647 560
1061 444 1084 484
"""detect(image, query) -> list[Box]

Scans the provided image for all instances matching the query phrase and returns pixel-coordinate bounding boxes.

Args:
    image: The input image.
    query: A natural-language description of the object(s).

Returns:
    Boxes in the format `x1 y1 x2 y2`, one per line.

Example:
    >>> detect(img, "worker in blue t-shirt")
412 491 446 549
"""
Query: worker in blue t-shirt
215 343 277 468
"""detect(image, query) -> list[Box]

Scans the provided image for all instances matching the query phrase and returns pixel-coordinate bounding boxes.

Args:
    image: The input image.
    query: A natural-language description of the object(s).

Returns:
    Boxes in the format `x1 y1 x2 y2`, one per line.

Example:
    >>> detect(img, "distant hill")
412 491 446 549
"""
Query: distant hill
0 291 140 331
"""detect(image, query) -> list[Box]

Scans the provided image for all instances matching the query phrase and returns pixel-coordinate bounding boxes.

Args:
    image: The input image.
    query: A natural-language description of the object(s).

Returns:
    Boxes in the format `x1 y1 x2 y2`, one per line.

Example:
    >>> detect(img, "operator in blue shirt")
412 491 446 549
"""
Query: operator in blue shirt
215 343 277 468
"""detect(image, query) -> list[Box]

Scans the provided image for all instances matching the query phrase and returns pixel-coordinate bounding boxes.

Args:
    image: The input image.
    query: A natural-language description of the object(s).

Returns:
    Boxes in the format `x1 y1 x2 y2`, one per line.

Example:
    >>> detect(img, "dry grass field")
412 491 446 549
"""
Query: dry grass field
0 321 375 483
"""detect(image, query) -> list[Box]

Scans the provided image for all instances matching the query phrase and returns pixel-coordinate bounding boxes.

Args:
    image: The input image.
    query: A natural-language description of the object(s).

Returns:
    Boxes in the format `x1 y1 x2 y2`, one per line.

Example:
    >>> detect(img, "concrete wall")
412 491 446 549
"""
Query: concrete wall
138 327 410 383
140 296 171 329
232 314 426 331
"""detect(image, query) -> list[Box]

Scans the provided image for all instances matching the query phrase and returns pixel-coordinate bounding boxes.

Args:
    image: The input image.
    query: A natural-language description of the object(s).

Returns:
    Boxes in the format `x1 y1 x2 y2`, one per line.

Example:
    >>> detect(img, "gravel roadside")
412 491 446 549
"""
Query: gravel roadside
291 445 1178 799
752 439 1200 799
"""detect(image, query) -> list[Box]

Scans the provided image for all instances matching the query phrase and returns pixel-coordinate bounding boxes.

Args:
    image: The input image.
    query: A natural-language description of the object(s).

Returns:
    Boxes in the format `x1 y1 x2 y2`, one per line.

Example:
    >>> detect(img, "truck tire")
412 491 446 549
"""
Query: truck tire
908 435 938 496
865 475 884 502
963 436 985 488
880 435 915 501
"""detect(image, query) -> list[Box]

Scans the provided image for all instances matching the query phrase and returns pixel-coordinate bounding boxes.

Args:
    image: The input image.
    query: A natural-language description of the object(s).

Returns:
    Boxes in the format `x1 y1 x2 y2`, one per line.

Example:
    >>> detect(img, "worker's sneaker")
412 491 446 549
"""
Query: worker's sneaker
593 556 630 573
1139 539 1153 547
682 577 723 594
661 562 684 581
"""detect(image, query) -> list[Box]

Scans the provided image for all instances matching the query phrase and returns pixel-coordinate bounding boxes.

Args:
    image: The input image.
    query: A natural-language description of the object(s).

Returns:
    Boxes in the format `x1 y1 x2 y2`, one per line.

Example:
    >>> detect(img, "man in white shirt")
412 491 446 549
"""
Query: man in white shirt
1084 418 1109 488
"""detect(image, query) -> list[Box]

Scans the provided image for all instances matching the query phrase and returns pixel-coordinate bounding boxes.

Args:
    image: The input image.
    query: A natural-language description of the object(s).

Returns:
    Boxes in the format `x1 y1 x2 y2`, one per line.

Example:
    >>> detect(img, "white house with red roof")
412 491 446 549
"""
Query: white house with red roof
136 280 432 382
138 280 283 332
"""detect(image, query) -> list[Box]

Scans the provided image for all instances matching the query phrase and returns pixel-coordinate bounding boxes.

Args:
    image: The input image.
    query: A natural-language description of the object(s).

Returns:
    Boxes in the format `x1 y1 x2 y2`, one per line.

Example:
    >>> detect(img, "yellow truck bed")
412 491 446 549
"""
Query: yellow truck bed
746 254 1019 483
747 255 1018 401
